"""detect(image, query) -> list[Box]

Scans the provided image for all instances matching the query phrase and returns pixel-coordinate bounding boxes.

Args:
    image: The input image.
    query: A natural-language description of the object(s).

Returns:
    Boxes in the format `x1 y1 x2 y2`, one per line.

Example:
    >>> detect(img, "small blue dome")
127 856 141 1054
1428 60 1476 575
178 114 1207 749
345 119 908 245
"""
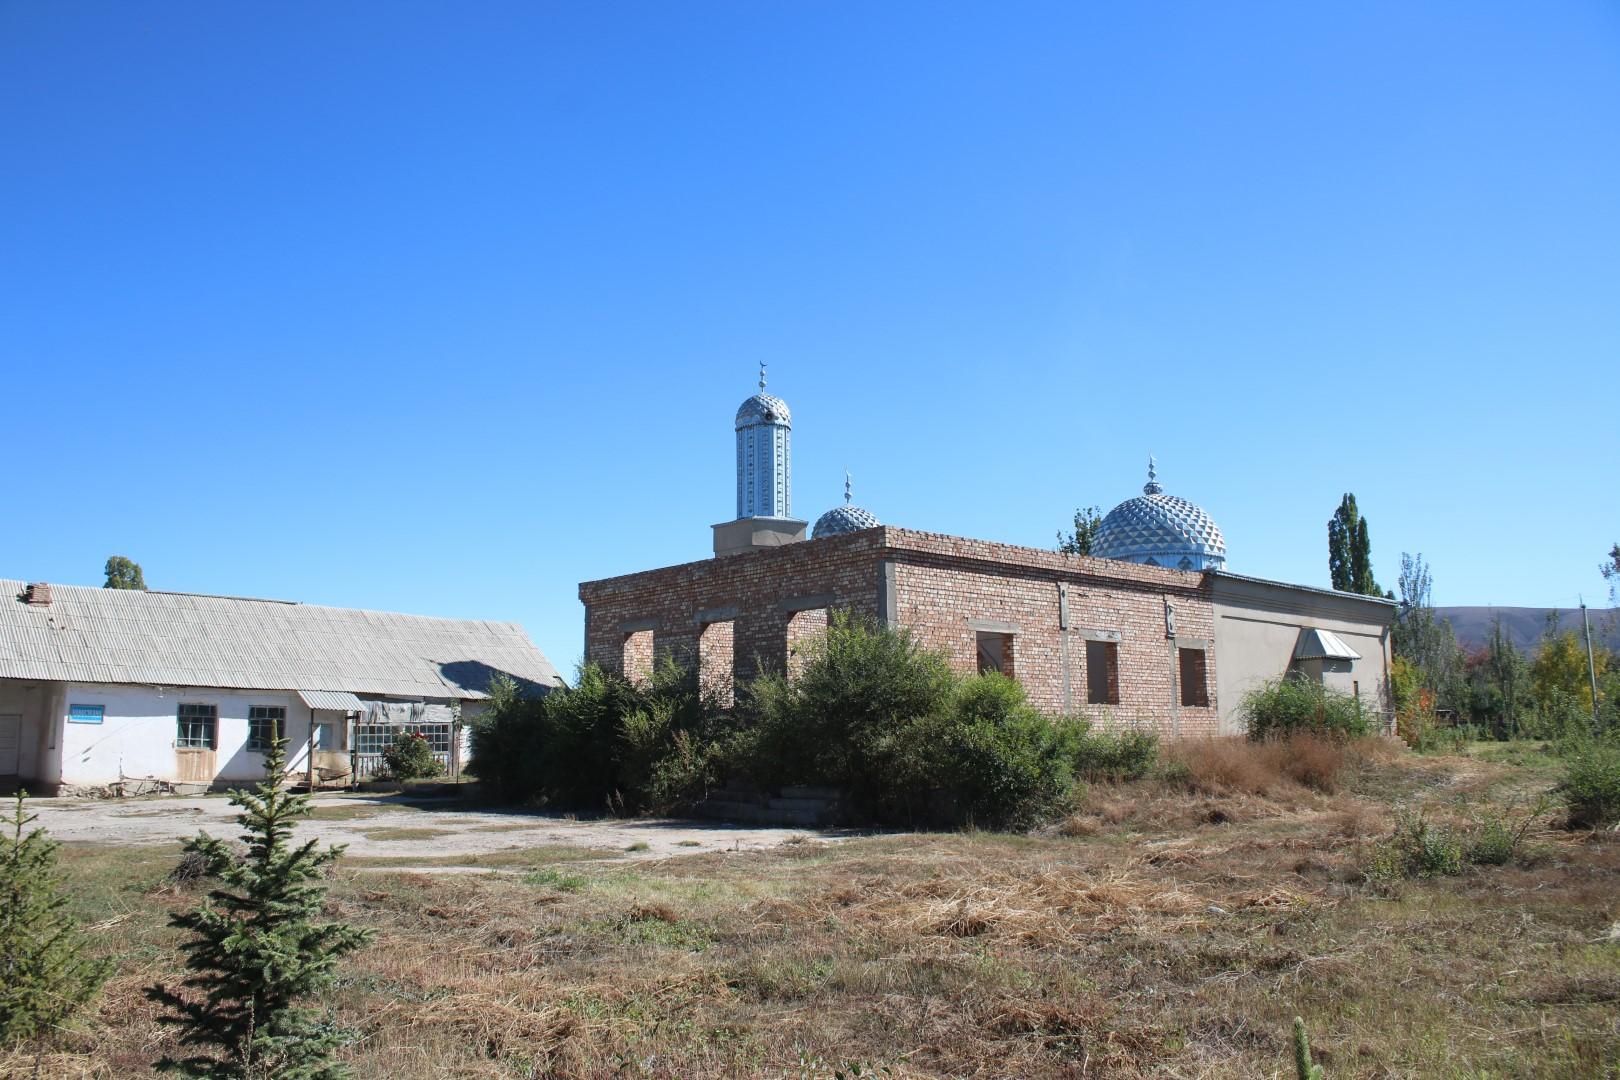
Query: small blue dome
813 503 881 539
1092 460 1226 571
736 393 791 430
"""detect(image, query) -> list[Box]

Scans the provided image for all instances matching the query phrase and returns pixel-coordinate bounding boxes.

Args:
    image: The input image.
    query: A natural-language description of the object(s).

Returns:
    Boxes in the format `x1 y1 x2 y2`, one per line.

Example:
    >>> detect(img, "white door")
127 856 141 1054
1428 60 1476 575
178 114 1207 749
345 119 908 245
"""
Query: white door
0 714 20 775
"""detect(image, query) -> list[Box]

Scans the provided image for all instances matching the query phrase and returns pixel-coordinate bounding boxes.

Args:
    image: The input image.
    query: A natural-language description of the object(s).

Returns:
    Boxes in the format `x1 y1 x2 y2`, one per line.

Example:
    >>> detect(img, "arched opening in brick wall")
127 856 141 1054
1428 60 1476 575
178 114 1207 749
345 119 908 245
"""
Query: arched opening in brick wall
785 607 828 679
698 620 735 705
623 629 653 684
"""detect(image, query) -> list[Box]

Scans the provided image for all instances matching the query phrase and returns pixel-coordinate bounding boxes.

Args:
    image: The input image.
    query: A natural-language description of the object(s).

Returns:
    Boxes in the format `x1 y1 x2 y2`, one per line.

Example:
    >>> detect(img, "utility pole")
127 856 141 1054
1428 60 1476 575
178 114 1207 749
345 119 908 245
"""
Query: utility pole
1581 597 1601 733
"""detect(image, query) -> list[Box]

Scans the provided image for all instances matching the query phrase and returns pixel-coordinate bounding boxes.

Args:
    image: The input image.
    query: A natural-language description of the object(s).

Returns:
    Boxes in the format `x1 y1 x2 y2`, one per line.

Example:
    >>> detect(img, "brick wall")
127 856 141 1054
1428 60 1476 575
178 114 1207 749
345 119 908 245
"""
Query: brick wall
578 526 1221 736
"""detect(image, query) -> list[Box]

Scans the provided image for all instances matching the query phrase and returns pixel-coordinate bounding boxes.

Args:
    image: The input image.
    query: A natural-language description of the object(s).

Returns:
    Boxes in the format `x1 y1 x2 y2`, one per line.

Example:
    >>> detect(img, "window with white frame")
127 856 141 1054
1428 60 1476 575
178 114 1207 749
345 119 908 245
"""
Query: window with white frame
354 723 451 756
176 703 217 749
247 706 285 752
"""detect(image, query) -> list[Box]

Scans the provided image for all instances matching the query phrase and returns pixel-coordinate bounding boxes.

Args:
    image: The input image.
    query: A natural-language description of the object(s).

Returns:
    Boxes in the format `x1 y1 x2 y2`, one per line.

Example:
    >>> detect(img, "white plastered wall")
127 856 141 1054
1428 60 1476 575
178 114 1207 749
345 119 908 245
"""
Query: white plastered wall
56 683 314 787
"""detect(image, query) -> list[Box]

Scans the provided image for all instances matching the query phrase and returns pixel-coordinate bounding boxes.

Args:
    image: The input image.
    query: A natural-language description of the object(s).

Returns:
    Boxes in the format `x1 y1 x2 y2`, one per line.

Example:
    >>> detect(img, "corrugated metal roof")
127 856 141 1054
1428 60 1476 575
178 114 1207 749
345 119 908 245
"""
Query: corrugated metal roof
0 581 562 698
1294 627 1362 661
298 689 366 712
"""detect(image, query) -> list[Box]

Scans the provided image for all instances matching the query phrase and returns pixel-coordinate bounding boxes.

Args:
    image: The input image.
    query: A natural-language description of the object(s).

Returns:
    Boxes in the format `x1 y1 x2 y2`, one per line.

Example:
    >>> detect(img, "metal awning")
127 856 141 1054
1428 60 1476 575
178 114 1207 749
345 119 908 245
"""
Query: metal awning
298 689 365 712
1293 628 1361 662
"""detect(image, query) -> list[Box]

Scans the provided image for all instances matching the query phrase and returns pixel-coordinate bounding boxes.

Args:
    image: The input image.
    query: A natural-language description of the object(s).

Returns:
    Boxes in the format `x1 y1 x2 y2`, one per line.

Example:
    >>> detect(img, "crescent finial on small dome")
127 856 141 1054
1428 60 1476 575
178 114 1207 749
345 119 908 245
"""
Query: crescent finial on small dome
1144 454 1163 496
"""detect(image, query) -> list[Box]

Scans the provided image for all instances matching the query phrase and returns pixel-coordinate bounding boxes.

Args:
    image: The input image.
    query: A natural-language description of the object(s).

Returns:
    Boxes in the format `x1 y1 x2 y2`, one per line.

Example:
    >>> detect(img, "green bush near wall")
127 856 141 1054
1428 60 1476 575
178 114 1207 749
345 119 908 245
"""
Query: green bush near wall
472 612 1146 830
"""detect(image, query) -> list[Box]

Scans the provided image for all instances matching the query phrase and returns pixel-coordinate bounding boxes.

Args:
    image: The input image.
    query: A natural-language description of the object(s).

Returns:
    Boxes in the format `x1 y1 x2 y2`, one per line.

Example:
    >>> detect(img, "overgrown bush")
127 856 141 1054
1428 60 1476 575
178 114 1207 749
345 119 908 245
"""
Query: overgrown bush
1560 742 1620 828
884 673 1080 829
1365 810 1465 887
1068 724 1158 782
382 731 441 781
474 613 1089 830
743 611 955 800
1241 677 1371 740
471 662 735 813
0 792 110 1045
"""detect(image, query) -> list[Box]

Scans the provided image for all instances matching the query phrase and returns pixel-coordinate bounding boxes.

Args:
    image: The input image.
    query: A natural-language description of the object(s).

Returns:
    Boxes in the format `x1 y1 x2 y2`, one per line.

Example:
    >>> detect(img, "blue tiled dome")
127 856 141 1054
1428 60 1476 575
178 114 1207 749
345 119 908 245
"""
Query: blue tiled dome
1092 461 1226 571
736 393 791 430
813 503 881 539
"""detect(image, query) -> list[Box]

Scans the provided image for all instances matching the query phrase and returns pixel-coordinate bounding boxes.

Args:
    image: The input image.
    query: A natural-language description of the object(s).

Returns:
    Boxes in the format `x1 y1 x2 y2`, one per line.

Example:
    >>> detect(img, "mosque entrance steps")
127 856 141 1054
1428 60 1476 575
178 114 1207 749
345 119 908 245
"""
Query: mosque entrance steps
692 782 846 827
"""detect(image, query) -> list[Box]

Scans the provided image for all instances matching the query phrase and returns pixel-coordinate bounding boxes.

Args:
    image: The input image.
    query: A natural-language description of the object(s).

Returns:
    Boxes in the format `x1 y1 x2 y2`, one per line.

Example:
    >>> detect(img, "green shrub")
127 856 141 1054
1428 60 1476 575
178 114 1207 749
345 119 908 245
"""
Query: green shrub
744 611 955 799
1560 743 1620 828
470 663 734 814
1067 724 1158 782
1365 810 1465 888
381 732 441 781
1241 677 1371 741
0 792 110 1044
886 674 1079 829
1464 793 1550 865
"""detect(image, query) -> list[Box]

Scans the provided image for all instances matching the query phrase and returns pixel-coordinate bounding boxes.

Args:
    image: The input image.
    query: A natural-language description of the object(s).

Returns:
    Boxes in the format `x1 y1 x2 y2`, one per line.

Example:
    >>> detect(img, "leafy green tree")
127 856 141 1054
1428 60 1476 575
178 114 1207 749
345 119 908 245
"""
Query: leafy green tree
147 738 372 1079
1531 631 1608 719
1057 506 1103 556
103 556 147 591
1463 615 1530 737
1328 494 1382 594
1393 553 1464 712
0 793 110 1044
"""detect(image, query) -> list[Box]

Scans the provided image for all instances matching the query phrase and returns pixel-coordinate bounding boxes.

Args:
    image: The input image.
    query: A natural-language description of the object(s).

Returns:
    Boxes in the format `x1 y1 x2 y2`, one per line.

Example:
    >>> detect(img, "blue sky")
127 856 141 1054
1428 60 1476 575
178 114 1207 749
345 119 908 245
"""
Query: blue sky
4 2 1617 670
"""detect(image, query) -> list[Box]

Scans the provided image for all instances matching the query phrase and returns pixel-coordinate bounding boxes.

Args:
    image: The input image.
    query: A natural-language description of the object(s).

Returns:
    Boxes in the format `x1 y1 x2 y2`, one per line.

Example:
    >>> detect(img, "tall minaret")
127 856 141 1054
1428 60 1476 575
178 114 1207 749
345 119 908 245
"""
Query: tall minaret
713 363 808 556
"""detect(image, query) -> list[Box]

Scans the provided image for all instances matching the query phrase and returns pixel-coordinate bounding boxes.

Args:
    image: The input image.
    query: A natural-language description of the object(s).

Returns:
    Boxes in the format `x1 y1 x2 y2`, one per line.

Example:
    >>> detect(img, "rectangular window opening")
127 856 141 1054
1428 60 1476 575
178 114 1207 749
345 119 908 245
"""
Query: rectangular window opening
1178 647 1209 708
247 706 286 752
176 703 218 750
1086 640 1120 705
976 631 1016 679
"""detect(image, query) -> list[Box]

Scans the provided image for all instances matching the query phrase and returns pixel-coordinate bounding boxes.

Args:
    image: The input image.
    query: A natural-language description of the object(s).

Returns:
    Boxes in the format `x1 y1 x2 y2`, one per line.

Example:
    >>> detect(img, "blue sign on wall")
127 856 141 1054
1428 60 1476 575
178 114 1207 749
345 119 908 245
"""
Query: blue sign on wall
68 704 104 724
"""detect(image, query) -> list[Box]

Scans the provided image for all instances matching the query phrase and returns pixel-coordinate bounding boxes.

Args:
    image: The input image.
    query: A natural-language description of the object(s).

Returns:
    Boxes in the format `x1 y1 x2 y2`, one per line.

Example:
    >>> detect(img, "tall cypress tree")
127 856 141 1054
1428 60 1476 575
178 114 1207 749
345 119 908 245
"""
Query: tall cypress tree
1329 493 1384 596
0 793 110 1043
1352 514 1379 595
1328 494 1359 591
147 738 372 1079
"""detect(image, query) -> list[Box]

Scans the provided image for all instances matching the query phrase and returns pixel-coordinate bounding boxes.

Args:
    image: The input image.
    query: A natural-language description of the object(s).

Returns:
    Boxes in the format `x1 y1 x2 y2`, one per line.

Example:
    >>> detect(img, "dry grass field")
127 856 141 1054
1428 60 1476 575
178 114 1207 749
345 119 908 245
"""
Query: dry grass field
8 741 1618 1079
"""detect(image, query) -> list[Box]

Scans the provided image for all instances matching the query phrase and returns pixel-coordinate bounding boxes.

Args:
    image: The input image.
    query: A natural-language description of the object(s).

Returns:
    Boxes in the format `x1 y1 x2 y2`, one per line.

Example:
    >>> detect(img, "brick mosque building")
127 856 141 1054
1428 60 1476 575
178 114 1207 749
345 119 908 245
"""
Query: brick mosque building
579 372 1394 737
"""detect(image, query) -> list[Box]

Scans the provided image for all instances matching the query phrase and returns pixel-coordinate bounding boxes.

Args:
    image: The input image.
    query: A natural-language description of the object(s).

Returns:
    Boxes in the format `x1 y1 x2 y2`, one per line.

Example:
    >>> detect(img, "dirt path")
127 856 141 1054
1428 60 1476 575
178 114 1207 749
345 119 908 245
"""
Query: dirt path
28 792 851 864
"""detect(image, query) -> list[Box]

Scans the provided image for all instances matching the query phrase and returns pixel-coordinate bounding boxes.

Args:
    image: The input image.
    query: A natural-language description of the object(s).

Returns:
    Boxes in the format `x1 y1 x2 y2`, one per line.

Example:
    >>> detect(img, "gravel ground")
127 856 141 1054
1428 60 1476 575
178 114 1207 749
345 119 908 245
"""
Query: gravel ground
27 791 848 864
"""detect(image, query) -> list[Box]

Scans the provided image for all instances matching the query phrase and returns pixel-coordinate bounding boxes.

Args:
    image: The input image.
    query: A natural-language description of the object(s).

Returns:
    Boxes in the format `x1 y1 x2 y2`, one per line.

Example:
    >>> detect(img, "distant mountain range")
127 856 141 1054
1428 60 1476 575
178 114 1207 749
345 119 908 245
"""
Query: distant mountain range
1434 607 1620 655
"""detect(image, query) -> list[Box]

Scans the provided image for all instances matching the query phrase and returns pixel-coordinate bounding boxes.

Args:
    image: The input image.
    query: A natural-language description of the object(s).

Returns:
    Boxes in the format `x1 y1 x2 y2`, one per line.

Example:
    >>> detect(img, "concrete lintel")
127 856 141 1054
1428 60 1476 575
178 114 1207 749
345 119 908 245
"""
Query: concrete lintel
693 606 740 626
618 618 659 634
1173 636 1212 651
1078 628 1122 643
967 618 1019 635
877 560 897 626
779 593 834 613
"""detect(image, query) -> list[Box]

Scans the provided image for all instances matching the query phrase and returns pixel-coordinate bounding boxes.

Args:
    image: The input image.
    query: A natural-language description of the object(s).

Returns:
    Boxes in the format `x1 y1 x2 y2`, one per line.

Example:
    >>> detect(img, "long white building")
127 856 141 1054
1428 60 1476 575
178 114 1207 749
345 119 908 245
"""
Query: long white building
0 580 562 794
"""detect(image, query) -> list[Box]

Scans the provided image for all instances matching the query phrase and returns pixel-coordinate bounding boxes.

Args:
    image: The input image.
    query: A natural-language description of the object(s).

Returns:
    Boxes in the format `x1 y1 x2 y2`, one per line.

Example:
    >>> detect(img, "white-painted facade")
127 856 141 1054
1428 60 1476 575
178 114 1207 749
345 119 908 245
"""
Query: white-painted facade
54 683 317 786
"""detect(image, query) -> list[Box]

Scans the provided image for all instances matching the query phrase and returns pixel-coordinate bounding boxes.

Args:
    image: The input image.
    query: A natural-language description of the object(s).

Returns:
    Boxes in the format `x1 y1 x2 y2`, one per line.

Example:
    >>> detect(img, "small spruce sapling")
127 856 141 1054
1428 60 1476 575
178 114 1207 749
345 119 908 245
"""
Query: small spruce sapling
0 792 111 1043
147 737 373 1078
